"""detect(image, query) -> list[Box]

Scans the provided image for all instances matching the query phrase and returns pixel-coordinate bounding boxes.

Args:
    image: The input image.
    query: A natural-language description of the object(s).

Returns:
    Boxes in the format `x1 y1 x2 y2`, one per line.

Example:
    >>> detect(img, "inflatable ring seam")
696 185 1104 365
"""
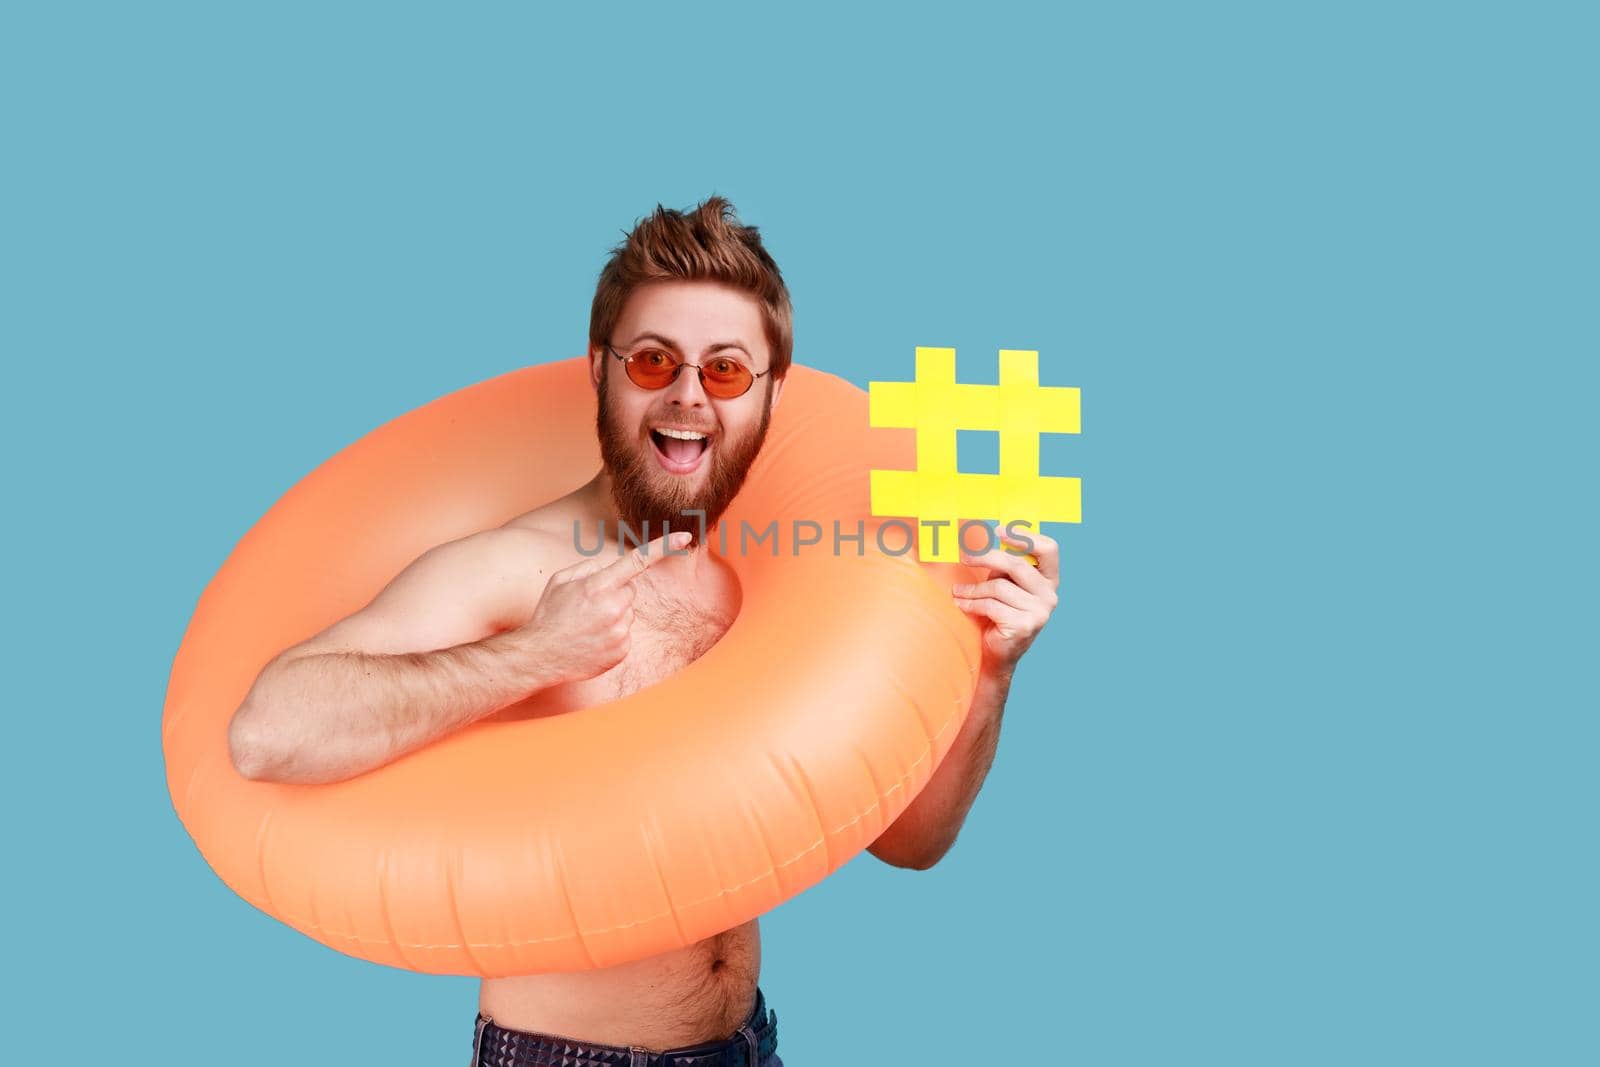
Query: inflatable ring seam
441 850 490 975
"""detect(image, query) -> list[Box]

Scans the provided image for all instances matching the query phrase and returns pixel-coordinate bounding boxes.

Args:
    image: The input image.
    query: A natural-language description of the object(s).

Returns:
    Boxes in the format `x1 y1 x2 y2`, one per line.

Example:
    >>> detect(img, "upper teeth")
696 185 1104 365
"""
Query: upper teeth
656 428 708 440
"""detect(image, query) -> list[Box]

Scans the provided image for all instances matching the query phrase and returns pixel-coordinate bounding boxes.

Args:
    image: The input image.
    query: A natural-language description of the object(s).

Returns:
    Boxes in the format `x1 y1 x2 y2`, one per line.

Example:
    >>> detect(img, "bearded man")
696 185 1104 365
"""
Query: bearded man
226 196 1060 1067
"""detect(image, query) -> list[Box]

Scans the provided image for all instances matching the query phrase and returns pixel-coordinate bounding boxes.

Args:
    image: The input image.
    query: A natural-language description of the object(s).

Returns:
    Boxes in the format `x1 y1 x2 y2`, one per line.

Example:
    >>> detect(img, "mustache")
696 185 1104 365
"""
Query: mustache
647 421 717 435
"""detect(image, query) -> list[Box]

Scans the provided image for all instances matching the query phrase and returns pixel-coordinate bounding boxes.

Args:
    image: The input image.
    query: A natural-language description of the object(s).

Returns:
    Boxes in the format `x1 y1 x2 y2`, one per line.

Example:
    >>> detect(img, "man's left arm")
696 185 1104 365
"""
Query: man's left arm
866 529 1061 871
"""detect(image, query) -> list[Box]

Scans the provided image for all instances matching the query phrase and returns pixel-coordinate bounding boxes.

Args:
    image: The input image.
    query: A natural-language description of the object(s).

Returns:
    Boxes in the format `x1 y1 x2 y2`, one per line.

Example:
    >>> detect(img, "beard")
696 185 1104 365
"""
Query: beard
595 372 772 547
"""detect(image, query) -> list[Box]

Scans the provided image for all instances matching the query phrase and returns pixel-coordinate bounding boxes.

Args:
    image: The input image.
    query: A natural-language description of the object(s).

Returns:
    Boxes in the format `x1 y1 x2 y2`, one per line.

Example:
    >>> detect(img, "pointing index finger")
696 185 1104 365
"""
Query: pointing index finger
592 531 693 588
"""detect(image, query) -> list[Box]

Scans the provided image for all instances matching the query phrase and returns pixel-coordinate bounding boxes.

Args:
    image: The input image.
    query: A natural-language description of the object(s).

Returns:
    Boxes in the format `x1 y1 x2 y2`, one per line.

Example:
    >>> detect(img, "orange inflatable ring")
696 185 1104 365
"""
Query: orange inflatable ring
162 356 981 977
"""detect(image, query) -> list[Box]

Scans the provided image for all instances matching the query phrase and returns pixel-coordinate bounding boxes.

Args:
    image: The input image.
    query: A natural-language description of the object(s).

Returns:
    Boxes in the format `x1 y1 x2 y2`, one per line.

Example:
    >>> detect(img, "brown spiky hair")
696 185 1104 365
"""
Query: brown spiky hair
589 196 794 380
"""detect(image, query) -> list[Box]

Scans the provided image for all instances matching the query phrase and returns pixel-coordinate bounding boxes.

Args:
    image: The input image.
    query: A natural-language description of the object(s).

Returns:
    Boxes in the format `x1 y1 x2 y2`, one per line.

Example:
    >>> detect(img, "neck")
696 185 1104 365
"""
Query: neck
575 471 629 545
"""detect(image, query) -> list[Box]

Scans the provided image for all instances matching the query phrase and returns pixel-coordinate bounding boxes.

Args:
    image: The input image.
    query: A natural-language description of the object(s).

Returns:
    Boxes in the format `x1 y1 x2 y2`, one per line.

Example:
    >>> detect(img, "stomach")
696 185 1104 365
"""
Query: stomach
477 916 762 1050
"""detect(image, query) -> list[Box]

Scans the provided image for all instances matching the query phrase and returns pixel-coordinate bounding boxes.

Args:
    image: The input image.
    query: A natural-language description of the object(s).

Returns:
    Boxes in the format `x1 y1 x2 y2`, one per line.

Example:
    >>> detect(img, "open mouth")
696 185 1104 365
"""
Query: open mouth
649 426 713 474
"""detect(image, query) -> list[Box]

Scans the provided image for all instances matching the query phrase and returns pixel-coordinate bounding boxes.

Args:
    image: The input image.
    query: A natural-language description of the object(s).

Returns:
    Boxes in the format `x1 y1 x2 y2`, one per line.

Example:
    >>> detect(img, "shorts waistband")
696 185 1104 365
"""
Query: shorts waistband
471 987 778 1067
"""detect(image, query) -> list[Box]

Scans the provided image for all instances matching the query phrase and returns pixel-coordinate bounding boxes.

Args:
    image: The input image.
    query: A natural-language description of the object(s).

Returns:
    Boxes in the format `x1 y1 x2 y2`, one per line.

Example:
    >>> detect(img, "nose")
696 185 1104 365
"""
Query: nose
661 363 711 409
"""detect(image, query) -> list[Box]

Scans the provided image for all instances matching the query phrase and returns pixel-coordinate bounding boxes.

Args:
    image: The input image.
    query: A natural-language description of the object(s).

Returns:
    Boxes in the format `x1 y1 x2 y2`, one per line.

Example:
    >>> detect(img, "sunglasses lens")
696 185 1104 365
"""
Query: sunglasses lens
619 348 755 397
702 357 754 398
625 349 680 389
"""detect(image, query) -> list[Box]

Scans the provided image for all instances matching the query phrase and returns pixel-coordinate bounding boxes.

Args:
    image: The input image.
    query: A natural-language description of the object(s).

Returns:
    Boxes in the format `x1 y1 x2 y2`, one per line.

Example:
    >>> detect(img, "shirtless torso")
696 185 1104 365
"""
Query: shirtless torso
475 484 759 1051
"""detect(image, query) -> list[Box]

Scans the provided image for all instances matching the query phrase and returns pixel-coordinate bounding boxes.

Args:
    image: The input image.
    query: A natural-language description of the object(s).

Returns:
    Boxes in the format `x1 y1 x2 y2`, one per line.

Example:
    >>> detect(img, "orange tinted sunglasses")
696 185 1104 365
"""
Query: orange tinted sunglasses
605 343 770 399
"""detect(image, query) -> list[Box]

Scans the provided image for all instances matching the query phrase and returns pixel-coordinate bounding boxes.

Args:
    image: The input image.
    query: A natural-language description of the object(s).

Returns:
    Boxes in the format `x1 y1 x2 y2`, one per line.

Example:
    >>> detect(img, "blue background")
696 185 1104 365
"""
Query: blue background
5 2 1594 1064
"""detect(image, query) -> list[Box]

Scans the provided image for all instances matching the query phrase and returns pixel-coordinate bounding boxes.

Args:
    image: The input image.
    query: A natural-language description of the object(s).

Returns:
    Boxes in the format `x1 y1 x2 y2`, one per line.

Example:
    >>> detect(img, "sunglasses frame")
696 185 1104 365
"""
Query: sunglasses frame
604 342 771 399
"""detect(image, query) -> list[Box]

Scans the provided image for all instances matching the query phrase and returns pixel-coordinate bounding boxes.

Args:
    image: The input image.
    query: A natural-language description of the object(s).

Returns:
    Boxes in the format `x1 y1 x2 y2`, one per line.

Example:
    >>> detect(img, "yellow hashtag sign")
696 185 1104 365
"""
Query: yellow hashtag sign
869 347 1081 562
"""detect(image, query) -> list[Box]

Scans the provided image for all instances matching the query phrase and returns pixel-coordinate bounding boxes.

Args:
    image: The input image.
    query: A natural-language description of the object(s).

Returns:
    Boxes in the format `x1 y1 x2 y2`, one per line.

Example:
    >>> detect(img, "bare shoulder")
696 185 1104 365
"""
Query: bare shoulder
497 486 595 548
447 523 566 574
434 524 569 597
277 524 568 662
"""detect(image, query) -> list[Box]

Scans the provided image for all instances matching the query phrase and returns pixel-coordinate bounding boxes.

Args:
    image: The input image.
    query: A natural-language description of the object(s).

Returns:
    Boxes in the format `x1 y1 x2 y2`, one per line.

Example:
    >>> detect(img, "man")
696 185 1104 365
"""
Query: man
226 196 1061 1067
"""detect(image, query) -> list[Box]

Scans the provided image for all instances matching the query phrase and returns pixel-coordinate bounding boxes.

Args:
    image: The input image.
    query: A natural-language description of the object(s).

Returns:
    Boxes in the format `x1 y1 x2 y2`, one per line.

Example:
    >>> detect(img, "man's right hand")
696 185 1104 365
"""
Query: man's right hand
513 530 693 685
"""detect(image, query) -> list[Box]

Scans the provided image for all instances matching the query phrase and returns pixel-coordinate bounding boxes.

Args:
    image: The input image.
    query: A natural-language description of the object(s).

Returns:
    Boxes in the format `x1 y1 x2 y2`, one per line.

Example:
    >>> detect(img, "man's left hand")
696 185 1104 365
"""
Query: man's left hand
951 529 1060 670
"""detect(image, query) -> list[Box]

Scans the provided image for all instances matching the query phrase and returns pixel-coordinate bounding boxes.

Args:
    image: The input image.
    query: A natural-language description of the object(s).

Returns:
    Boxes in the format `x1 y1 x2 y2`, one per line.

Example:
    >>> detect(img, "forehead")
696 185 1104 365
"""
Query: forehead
614 281 768 358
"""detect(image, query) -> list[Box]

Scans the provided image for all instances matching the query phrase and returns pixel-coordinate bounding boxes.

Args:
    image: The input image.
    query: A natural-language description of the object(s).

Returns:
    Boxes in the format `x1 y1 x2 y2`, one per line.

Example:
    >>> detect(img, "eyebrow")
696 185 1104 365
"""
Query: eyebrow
622 332 753 363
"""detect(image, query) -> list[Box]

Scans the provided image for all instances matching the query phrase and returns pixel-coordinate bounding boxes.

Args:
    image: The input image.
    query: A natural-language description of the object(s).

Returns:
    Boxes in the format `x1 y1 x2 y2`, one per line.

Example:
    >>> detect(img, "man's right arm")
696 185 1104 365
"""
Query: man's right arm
226 527 564 786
